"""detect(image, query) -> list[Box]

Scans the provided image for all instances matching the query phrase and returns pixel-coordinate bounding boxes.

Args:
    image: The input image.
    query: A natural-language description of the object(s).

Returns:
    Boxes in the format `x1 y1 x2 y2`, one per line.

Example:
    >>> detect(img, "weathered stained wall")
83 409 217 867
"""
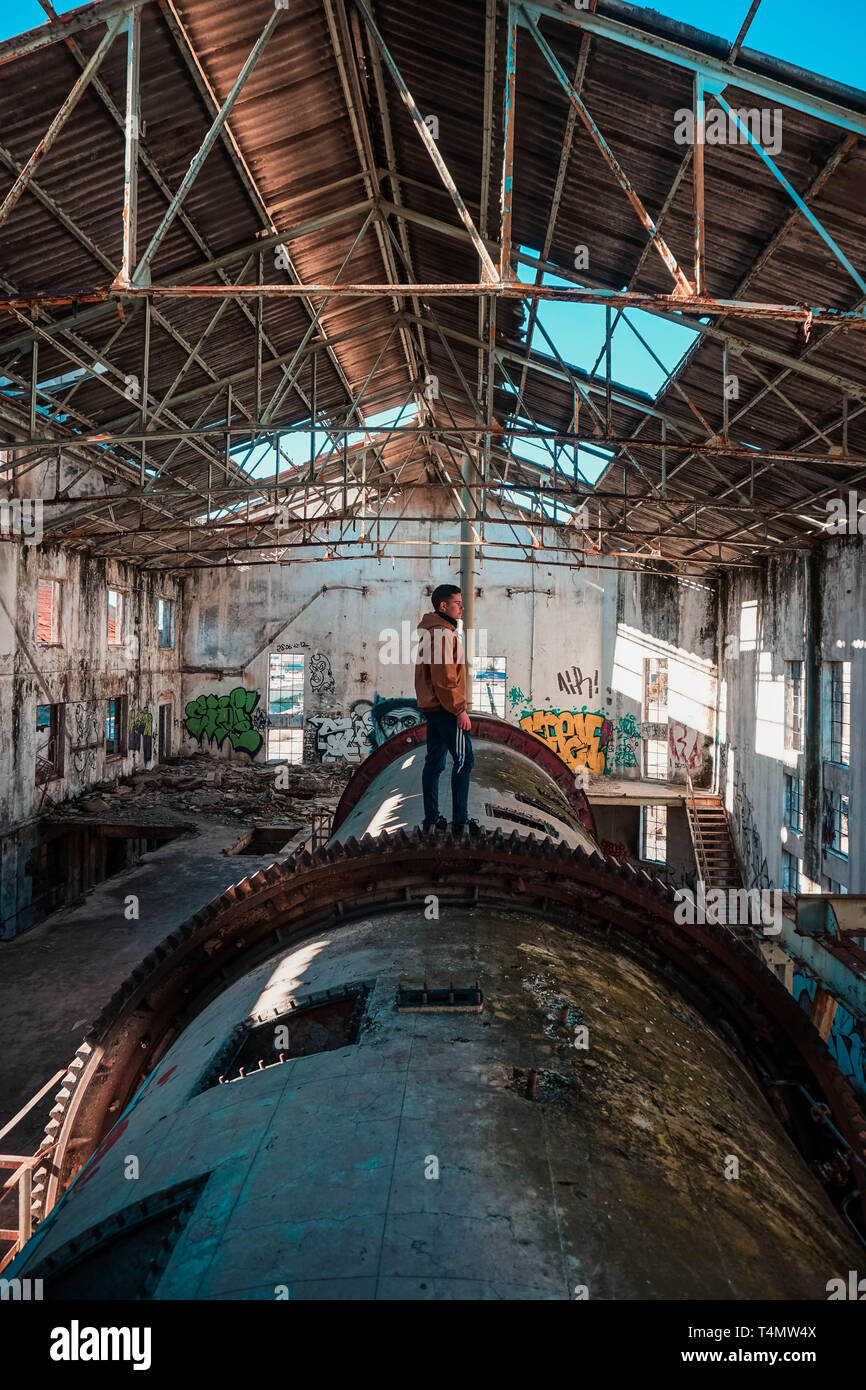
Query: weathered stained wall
0 542 183 934
719 536 865 895
179 487 718 787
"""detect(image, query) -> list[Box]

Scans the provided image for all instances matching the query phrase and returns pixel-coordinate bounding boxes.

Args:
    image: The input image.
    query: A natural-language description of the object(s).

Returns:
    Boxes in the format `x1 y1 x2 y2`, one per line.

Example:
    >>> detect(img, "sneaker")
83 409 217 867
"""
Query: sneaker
422 816 448 833
451 818 482 837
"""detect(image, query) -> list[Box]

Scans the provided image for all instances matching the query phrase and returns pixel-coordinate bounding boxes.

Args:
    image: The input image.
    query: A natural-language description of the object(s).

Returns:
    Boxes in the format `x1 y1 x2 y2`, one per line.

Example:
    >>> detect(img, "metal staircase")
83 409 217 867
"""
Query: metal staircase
684 772 743 893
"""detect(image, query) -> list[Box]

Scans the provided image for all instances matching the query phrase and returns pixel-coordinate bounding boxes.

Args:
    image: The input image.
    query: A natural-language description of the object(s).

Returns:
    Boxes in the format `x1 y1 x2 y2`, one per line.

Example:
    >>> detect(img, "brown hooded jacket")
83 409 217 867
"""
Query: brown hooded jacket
414 611 466 717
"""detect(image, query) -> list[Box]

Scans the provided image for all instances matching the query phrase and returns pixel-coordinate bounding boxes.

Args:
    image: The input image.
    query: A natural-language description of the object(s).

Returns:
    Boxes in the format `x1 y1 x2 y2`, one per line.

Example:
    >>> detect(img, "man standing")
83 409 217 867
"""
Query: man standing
414 584 477 836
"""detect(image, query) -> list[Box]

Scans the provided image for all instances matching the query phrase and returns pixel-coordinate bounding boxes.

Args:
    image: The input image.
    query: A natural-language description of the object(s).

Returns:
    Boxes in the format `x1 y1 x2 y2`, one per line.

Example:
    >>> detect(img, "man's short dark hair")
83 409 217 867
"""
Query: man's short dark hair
431 583 461 612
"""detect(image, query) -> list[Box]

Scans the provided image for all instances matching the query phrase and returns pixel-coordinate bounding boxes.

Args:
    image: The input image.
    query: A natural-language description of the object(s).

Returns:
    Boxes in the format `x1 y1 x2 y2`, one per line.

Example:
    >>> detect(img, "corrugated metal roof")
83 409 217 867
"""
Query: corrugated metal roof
0 0 864 569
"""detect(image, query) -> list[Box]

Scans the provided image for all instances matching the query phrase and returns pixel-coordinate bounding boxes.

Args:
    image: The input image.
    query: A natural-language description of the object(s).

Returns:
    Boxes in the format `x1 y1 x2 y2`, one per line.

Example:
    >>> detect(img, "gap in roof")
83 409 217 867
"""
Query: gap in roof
501 415 613 488
228 404 418 479
515 249 699 402
634 0 864 92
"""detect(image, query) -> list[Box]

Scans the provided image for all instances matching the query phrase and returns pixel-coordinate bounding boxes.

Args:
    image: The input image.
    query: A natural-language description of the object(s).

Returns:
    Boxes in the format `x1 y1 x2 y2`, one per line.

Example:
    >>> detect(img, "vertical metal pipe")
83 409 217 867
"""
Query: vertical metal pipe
460 451 475 637
255 251 263 422
693 74 705 298
139 297 150 486
500 4 517 281
605 305 612 437
29 340 38 439
118 5 142 287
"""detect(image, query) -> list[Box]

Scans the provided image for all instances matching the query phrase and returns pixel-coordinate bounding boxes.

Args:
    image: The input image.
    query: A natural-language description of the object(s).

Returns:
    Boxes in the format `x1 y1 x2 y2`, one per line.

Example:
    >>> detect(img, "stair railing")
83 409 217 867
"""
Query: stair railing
685 766 712 890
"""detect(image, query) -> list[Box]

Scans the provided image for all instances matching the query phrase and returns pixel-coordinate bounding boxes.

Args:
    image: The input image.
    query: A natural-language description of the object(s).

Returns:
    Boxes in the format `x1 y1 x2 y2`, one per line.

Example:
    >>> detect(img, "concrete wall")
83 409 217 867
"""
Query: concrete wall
719 536 865 894
179 487 718 787
0 542 183 934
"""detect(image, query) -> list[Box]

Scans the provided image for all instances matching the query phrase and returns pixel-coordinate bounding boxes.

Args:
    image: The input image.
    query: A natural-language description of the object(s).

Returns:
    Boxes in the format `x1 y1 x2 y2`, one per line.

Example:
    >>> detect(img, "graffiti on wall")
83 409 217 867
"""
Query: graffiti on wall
309 649 336 697
611 712 641 769
370 696 423 747
518 708 614 775
128 708 154 760
184 687 266 759
71 702 100 774
510 687 645 775
668 720 702 770
600 839 629 864
309 700 373 763
733 771 770 890
556 666 599 698
793 971 865 1096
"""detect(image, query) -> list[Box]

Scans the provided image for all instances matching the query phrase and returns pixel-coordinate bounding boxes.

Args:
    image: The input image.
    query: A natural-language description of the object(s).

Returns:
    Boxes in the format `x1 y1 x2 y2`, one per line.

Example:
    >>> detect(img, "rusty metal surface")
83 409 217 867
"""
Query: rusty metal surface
0 0 865 565
24 824 866 1239
330 712 598 839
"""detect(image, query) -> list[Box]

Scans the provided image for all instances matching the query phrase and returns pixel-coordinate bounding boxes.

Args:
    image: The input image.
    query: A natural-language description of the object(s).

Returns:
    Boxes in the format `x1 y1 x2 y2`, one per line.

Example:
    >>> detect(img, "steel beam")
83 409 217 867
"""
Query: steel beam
522 0 866 139
714 93 866 298
521 5 693 297
0 10 126 230
351 0 499 284
500 5 518 281
116 4 142 288
0 0 155 64
131 7 284 285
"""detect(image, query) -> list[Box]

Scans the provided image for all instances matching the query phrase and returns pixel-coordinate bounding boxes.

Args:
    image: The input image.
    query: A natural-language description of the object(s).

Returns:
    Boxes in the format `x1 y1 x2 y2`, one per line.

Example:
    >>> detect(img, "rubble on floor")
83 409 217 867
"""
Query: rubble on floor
42 754 354 831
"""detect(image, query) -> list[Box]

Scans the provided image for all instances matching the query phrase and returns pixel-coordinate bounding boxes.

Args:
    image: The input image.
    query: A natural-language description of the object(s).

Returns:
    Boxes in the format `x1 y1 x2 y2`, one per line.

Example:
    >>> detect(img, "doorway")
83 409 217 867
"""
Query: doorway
158 703 172 762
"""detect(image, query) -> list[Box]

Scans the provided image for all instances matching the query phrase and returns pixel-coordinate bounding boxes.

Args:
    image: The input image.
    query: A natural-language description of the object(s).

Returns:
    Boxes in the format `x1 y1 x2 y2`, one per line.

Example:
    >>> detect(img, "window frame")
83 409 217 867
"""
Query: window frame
641 803 667 864
156 597 175 650
782 849 800 894
105 694 128 759
784 659 804 753
824 790 849 861
106 587 127 647
35 701 65 783
37 577 62 647
825 660 851 767
783 773 804 834
470 656 507 716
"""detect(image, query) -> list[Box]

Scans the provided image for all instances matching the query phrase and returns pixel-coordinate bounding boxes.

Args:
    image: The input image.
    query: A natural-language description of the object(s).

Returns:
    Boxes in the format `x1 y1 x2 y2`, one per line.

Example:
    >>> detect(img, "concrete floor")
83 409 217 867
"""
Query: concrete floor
0 816 292 1155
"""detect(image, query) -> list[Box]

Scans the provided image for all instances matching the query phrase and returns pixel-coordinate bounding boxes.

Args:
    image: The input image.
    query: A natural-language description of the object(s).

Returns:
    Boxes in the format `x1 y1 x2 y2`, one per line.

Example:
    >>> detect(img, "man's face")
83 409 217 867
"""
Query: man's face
439 591 463 621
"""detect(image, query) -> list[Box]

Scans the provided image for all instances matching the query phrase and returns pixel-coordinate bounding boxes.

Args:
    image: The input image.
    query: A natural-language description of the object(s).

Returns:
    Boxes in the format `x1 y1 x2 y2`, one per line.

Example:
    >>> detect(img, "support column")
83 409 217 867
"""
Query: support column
460 451 475 639
116 5 142 289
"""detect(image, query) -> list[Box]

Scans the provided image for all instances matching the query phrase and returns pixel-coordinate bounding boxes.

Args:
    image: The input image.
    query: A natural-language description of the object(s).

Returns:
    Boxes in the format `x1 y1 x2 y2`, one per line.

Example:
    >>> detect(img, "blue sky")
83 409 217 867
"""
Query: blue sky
3 0 863 88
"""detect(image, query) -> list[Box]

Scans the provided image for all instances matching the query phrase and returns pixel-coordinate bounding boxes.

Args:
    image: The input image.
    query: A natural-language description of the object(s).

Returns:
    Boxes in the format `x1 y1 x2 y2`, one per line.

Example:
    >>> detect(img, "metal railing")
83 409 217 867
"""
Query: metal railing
0 1069 65 1271
684 765 712 889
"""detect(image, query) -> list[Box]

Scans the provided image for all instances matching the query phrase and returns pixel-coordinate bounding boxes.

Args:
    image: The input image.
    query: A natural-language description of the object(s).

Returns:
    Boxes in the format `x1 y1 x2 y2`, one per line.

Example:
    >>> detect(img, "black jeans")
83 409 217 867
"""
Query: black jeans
422 708 474 825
